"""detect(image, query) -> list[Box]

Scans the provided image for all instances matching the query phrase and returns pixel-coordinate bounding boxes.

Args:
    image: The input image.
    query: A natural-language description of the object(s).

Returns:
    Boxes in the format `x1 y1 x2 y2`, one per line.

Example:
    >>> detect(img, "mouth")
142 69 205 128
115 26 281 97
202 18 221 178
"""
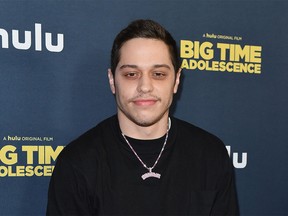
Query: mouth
132 97 160 106
132 98 158 106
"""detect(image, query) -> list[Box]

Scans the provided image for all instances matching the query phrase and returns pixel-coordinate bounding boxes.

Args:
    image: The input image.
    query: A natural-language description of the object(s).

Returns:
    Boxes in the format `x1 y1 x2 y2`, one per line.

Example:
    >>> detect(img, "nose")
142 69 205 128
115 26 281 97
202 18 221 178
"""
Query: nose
137 74 153 93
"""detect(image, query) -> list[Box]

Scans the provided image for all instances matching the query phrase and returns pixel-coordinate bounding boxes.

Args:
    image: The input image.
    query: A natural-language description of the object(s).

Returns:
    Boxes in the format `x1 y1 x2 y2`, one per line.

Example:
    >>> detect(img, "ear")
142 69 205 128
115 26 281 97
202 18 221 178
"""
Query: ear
173 68 182 94
108 69 116 94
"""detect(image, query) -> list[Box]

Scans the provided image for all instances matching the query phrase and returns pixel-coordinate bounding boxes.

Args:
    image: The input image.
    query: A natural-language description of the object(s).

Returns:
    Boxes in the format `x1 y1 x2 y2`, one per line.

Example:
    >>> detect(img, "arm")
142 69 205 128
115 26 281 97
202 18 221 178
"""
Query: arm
46 155 94 215
211 147 239 216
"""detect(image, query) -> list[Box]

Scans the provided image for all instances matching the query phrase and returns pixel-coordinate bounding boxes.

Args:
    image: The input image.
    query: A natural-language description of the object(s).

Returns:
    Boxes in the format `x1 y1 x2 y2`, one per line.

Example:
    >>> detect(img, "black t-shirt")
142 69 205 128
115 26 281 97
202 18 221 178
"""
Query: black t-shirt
47 115 239 215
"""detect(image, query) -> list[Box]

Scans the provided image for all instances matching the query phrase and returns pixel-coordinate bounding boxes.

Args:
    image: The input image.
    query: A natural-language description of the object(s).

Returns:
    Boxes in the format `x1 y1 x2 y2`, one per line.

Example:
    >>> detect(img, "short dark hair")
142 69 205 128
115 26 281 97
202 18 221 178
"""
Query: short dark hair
110 19 180 75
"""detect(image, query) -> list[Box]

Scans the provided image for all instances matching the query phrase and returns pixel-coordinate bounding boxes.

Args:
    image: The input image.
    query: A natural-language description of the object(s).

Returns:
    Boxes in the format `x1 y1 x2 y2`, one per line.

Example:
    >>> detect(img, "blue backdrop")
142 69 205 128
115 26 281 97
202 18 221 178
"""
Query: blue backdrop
0 1 287 215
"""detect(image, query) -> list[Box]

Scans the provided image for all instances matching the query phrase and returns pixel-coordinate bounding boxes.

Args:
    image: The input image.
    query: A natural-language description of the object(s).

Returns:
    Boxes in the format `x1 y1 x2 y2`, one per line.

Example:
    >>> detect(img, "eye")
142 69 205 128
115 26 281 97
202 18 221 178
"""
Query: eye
123 71 139 79
152 71 167 79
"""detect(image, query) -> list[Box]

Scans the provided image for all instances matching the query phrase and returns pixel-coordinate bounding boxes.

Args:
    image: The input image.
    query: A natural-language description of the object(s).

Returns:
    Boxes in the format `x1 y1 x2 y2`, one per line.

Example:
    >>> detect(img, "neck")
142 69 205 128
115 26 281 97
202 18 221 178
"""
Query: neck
118 113 170 140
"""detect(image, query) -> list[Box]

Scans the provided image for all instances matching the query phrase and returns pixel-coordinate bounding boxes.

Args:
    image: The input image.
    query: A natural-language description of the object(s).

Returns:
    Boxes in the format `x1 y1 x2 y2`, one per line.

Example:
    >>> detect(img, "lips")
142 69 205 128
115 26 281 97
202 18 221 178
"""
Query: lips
133 98 158 106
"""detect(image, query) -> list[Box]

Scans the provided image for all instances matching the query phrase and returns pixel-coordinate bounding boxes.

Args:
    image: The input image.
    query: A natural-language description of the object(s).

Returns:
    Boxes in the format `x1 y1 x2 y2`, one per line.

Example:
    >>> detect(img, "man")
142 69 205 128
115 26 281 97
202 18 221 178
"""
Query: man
47 19 239 215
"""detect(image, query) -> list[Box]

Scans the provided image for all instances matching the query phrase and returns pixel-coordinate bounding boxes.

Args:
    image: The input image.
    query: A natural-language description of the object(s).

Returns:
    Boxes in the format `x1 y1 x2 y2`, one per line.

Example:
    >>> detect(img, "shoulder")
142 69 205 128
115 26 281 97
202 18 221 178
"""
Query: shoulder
57 115 117 166
173 117 223 144
172 118 233 179
172 117 227 156
49 116 117 195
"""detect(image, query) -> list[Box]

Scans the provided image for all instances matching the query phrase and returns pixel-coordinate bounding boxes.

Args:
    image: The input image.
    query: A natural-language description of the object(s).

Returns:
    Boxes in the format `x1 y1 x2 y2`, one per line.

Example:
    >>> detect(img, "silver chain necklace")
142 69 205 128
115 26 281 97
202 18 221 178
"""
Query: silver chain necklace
121 118 171 180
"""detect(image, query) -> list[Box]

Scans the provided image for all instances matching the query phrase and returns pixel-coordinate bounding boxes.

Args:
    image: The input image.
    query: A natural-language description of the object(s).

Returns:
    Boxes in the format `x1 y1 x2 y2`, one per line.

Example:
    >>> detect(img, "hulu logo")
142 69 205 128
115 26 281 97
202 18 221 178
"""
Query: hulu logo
0 23 64 52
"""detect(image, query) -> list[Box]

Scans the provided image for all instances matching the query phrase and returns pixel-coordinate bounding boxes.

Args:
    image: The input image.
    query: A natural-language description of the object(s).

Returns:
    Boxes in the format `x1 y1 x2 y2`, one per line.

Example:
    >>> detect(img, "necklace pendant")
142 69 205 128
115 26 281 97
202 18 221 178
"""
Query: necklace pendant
141 170 161 180
121 119 170 181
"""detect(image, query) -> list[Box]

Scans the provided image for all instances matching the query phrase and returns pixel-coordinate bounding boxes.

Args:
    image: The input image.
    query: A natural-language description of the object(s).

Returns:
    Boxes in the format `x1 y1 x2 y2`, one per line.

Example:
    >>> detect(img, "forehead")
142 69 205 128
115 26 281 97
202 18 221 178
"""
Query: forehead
118 38 173 67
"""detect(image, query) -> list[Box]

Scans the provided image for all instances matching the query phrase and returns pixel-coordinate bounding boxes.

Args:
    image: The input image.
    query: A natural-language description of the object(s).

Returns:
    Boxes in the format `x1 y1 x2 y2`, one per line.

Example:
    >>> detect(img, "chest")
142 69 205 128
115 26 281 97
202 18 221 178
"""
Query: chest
92 141 218 215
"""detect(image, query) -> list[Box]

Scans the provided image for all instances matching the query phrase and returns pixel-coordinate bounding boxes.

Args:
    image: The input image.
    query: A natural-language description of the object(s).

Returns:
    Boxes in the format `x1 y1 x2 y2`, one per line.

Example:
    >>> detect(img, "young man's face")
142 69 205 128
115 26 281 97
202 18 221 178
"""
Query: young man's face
108 38 181 127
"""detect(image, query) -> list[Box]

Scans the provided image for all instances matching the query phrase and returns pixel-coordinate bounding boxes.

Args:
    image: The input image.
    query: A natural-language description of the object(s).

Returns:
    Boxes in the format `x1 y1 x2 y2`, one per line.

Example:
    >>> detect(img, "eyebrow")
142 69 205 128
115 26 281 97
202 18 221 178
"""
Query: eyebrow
119 64 171 70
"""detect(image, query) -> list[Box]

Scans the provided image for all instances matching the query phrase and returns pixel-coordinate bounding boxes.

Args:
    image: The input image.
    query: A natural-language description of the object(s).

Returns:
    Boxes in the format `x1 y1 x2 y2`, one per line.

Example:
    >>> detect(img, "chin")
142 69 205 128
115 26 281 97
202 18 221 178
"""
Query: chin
131 115 163 127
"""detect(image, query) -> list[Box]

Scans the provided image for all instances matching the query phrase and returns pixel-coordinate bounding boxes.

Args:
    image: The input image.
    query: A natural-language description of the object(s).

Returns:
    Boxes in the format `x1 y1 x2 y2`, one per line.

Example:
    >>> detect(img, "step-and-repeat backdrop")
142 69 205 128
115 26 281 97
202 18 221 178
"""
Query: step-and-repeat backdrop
1 1 287 215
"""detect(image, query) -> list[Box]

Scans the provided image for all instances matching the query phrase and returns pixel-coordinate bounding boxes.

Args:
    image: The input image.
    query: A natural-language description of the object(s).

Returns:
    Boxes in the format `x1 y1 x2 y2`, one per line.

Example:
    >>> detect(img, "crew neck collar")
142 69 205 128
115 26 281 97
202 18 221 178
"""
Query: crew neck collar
110 115 177 155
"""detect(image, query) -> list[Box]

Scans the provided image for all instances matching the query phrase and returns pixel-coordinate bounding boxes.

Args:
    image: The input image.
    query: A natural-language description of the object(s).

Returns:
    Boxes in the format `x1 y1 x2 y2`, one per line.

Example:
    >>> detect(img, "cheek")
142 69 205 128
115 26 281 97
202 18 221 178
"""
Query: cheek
115 85 131 102
115 79 137 95
158 86 174 103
